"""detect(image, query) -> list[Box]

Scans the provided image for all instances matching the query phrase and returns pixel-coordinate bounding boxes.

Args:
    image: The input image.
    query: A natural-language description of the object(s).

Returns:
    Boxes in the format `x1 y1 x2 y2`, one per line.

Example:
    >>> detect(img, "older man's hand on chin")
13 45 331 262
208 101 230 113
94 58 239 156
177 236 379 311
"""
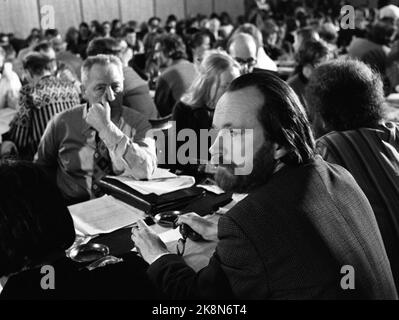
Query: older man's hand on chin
85 96 112 133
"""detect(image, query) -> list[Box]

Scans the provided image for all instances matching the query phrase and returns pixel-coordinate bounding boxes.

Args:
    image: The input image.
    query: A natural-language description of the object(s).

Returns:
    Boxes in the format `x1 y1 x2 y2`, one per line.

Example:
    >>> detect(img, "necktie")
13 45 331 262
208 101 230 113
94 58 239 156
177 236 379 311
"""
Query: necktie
92 133 114 198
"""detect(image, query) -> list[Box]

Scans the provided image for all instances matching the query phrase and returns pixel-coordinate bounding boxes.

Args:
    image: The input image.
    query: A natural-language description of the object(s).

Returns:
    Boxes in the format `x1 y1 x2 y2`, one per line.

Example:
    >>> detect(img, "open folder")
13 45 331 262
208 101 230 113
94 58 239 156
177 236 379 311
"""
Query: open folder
68 195 146 236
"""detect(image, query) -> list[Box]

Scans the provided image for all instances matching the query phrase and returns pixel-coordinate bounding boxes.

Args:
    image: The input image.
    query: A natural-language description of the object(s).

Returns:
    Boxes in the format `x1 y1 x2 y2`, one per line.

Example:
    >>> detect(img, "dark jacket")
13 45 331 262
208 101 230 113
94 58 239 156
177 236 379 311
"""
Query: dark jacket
1 253 162 300
154 60 197 117
172 101 213 176
147 156 398 300
317 122 399 290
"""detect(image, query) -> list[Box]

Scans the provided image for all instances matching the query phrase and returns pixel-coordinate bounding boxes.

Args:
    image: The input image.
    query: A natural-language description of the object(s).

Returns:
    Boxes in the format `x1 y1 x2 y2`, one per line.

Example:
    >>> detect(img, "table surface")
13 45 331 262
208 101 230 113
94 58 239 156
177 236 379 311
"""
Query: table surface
74 193 246 272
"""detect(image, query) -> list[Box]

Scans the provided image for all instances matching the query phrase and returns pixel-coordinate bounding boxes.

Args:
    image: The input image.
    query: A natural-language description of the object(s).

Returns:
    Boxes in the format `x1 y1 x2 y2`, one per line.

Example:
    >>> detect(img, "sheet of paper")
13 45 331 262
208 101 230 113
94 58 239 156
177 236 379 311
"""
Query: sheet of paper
111 175 195 195
150 167 177 179
197 184 225 195
68 196 146 236
158 228 182 244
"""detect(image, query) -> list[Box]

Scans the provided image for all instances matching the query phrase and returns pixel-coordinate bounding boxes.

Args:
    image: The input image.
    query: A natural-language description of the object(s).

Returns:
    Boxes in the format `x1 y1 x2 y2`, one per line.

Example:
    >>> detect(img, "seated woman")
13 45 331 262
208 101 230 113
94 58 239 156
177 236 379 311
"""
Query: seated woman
5 52 80 160
0 161 161 299
172 50 240 176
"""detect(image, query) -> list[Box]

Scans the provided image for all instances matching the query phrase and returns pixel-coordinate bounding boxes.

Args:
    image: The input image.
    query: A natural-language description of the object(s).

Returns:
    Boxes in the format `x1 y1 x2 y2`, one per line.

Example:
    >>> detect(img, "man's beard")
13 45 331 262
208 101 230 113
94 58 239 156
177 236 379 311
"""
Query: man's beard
214 143 277 194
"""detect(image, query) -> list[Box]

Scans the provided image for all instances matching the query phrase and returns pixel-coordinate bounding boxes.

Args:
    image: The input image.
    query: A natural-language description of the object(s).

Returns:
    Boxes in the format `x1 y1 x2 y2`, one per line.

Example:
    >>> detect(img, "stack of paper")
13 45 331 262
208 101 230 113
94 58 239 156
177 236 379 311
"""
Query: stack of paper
111 175 196 196
68 195 146 236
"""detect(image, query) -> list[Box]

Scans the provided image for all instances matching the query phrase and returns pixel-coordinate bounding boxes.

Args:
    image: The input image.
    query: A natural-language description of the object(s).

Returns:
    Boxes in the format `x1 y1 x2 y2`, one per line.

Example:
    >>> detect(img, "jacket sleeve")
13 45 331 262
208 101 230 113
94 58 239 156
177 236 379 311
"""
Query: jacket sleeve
147 213 269 299
154 76 176 117
98 120 157 181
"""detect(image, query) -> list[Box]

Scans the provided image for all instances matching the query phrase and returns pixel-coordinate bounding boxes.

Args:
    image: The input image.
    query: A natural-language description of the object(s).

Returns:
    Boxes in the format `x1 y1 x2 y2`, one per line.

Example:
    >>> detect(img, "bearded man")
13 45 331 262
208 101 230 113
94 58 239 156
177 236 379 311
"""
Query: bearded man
131 72 398 300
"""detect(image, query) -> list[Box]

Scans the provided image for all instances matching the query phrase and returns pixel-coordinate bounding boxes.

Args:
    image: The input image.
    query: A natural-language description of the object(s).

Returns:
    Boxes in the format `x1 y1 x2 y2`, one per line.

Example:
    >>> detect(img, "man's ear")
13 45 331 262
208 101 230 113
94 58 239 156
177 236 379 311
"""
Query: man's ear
272 143 289 161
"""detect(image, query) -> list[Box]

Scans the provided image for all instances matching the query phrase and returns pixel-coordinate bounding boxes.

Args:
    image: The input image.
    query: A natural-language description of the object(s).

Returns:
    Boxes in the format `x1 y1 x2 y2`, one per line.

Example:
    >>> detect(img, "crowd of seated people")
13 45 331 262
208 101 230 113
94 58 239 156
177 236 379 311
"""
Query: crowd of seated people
0 1 399 300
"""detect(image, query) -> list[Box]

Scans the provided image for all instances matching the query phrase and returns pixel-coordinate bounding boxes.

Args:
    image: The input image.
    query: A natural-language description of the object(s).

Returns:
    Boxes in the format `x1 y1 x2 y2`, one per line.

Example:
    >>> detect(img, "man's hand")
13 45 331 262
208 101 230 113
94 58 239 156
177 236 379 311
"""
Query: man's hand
177 213 219 241
85 97 111 133
131 220 170 264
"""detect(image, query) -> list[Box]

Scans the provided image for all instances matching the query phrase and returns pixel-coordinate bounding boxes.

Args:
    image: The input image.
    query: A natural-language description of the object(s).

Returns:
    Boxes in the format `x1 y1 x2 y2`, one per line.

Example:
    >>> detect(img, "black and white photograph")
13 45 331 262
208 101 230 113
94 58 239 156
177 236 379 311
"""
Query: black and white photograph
0 0 398 308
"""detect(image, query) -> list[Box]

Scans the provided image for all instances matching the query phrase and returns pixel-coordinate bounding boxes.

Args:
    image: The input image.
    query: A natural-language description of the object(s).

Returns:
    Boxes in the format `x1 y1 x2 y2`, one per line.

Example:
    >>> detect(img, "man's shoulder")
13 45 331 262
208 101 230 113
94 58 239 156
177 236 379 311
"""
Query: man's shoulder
226 157 357 219
52 104 85 124
318 123 399 147
163 61 196 77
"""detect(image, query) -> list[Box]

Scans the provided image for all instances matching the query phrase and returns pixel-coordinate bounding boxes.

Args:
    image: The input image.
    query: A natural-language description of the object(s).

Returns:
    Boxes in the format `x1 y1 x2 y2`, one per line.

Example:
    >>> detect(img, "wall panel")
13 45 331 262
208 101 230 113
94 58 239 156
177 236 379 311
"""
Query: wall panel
214 0 244 20
0 0 252 39
81 0 120 23
186 0 213 18
39 0 81 36
0 0 40 38
120 0 154 23
154 0 185 22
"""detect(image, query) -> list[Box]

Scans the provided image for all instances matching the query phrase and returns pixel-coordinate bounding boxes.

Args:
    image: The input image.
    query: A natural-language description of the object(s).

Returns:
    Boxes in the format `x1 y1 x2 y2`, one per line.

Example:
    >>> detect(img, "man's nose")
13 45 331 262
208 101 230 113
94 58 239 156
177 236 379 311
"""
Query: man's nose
104 86 116 102
209 131 228 164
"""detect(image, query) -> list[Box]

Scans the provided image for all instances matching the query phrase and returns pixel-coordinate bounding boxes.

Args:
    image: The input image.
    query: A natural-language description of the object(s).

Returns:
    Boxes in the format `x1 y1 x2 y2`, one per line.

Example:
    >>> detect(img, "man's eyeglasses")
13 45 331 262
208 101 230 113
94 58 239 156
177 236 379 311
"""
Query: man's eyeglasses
234 57 257 67
177 226 188 257
176 224 204 256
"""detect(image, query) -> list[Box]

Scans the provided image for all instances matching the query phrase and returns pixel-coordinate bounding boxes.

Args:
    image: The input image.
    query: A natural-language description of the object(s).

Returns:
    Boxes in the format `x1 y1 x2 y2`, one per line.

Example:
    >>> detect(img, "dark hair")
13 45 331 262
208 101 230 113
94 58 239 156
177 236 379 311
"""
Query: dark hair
368 18 397 46
124 27 136 36
155 34 187 60
263 19 279 38
26 34 41 46
23 52 53 75
79 22 89 30
228 72 316 165
33 41 53 53
190 30 215 49
148 16 161 25
166 14 177 24
86 37 122 57
319 22 338 43
296 27 319 42
220 12 232 26
305 59 384 133
296 39 330 70
44 28 59 39
0 161 75 277
210 13 220 20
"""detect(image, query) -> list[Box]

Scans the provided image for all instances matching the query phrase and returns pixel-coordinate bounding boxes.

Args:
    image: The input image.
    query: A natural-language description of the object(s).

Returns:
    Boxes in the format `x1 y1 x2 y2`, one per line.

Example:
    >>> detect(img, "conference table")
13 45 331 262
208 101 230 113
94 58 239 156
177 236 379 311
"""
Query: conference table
67 189 246 273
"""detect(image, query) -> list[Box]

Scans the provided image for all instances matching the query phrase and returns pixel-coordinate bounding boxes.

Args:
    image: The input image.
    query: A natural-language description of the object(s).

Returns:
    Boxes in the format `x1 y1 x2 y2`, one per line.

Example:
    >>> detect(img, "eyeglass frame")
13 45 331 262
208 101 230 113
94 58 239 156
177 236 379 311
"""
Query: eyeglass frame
234 57 257 67
176 227 188 256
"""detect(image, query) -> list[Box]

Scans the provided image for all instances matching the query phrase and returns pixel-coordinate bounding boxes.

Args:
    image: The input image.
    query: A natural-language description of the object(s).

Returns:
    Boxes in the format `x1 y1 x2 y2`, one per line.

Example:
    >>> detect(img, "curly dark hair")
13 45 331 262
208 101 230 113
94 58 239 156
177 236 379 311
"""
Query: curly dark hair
305 58 384 136
0 161 75 277
155 34 187 60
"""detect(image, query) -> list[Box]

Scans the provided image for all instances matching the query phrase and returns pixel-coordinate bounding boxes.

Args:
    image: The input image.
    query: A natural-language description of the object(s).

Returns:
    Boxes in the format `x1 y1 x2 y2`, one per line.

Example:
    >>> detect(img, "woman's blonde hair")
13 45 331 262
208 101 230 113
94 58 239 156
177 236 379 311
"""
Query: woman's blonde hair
181 50 240 109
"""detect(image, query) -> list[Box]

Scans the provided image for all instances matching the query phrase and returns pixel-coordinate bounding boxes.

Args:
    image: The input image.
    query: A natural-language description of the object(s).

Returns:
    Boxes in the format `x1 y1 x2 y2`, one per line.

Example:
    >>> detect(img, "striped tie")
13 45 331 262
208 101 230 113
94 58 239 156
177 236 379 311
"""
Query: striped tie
92 133 114 198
